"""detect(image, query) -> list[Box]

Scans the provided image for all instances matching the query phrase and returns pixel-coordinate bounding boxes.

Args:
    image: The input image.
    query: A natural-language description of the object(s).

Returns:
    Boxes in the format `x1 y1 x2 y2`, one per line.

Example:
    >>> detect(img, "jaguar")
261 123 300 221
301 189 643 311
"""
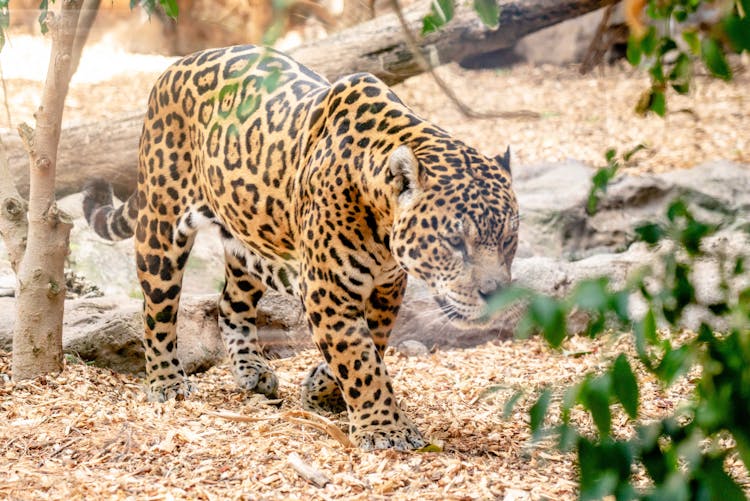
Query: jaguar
83 45 519 450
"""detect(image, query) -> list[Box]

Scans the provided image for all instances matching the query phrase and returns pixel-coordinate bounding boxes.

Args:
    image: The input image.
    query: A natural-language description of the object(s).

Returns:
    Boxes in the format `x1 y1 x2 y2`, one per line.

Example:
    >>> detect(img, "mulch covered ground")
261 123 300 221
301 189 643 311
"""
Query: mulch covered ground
2 332 748 500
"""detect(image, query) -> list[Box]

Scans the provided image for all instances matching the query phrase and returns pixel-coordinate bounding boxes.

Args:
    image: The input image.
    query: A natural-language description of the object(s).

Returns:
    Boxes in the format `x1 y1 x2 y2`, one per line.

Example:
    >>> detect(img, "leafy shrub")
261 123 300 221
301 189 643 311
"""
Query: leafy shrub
490 156 750 499
627 0 750 115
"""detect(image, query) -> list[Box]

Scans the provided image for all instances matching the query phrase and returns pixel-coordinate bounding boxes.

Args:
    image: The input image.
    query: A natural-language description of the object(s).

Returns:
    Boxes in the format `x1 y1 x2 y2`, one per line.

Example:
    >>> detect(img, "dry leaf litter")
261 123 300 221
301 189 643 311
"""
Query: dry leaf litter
2 332 749 499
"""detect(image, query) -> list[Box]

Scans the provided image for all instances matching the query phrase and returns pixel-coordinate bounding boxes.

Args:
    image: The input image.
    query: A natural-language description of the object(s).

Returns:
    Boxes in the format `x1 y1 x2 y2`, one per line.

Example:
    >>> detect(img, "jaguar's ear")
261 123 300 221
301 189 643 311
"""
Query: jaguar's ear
389 145 422 204
495 146 511 179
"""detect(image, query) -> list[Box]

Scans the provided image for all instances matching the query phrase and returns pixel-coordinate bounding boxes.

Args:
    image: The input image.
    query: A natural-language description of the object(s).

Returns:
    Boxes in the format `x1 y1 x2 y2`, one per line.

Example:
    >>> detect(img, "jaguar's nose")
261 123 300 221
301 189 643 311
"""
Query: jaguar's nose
478 278 500 301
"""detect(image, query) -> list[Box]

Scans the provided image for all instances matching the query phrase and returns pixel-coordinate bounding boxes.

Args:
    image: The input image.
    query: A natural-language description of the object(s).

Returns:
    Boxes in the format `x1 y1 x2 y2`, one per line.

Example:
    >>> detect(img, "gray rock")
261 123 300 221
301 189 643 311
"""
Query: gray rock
516 161 750 259
396 340 430 357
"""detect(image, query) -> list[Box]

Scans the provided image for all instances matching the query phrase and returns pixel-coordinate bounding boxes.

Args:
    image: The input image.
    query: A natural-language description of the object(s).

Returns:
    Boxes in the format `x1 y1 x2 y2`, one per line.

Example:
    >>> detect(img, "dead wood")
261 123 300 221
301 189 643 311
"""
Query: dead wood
4 0 615 200
289 0 617 86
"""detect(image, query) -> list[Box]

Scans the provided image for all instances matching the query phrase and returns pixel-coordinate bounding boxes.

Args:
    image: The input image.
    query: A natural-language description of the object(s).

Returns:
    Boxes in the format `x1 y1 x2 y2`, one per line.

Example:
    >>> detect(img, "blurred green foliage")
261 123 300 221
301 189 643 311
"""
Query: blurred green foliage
489 154 750 499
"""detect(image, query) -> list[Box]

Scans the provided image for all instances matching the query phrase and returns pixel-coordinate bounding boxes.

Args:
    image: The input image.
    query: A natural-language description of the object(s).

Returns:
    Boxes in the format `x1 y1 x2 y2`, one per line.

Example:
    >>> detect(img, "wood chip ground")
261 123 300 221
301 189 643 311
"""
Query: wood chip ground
2 332 749 499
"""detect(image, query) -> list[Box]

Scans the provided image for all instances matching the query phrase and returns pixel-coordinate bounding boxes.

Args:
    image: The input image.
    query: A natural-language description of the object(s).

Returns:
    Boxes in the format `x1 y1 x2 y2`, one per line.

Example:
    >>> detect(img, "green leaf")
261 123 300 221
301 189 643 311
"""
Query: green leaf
649 88 666 116
529 295 567 348
421 0 455 35
733 256 745 276
612 354 639 419
658 37 678 56
649 60 665 84
581 374 612 436
502 389 524 419
0 0 8 27
556 422 577 451
701 38 732 80
421 14 443 35
633 310 657 366
725 14 750 52
639 422 671 483
682 30 700 54
669 53 691 95
473 0 499 29
650 472 690 501
641 27 658 54
262 17 286 45
622 143 646 162
666 198 688 221
140 0 156 16
0 0 6 51
572 278 610 312
159 0 179 19
636 222 664 244
484 284 531 315
577 438 619 500
38 0 49 34
626 35 642 66
609 290 630 323
529 388 551 436
657 344 692 386
697 455 746 501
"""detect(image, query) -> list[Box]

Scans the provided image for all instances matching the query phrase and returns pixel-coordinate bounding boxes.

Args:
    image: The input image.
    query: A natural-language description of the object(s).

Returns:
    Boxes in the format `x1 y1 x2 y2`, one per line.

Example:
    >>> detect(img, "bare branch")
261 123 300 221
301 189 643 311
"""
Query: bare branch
0 136 28 274
388 0 540 120
70 0 101 77
580 3 617 74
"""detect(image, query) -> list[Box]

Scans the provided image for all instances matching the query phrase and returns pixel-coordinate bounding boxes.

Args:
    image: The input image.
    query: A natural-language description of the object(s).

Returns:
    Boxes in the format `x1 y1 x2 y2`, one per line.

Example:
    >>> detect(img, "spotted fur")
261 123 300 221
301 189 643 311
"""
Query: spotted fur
83 45 519 451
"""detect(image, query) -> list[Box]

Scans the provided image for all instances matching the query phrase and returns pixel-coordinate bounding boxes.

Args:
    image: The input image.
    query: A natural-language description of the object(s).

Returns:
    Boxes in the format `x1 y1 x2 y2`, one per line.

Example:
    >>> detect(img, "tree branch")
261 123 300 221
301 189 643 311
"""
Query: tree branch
0 135 27 274
290 0 619 85
388 0 540 120
70 0 100 77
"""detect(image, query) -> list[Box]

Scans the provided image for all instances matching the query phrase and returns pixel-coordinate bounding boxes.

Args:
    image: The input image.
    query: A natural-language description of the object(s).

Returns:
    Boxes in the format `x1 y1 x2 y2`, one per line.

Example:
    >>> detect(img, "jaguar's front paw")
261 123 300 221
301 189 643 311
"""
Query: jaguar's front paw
147 378 196 402
233 356 278 398
300 362 347 414
351 415 426 451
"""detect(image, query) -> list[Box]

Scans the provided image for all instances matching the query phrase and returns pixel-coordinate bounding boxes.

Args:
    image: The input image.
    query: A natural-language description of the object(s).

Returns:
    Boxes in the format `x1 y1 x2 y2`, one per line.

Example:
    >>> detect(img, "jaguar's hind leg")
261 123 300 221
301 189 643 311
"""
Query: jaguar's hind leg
301 362 347 414
219 247 278 397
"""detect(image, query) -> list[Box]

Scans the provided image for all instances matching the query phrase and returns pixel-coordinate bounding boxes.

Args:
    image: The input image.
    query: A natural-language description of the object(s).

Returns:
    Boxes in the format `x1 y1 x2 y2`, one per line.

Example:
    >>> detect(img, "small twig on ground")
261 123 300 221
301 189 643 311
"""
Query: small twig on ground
287 452 331 488
205 409 280 423
282 410 354 448
388 0 540 120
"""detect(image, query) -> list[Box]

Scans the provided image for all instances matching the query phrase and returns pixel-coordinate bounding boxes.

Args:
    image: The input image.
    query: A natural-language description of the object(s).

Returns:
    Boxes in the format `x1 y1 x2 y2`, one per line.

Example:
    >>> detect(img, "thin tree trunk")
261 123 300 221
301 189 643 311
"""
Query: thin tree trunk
11 0 84 380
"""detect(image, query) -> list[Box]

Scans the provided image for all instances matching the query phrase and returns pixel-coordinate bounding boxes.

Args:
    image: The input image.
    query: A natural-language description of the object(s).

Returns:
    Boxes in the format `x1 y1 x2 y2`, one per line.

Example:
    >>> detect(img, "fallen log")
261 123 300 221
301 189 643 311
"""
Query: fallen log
4 0 615 199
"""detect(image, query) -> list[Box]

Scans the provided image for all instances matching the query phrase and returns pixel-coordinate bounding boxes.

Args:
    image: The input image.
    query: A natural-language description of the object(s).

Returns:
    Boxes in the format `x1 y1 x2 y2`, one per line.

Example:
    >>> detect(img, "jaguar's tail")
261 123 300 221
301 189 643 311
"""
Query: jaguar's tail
82 179 137 241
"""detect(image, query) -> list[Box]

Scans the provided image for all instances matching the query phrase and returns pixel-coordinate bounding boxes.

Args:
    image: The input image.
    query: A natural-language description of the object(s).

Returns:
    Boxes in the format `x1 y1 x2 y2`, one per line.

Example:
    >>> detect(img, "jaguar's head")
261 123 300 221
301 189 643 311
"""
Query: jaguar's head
389 144 519 328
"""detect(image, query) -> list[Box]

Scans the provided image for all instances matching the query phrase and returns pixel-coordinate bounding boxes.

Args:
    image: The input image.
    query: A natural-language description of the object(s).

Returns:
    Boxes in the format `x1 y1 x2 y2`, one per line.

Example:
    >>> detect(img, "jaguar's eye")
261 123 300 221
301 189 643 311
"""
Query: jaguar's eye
445 235 464 250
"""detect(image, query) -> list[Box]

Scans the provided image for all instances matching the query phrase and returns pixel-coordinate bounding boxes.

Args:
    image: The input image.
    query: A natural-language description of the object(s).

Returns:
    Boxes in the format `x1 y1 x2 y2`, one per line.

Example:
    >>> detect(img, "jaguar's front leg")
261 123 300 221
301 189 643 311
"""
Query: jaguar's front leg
301 272 425 451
